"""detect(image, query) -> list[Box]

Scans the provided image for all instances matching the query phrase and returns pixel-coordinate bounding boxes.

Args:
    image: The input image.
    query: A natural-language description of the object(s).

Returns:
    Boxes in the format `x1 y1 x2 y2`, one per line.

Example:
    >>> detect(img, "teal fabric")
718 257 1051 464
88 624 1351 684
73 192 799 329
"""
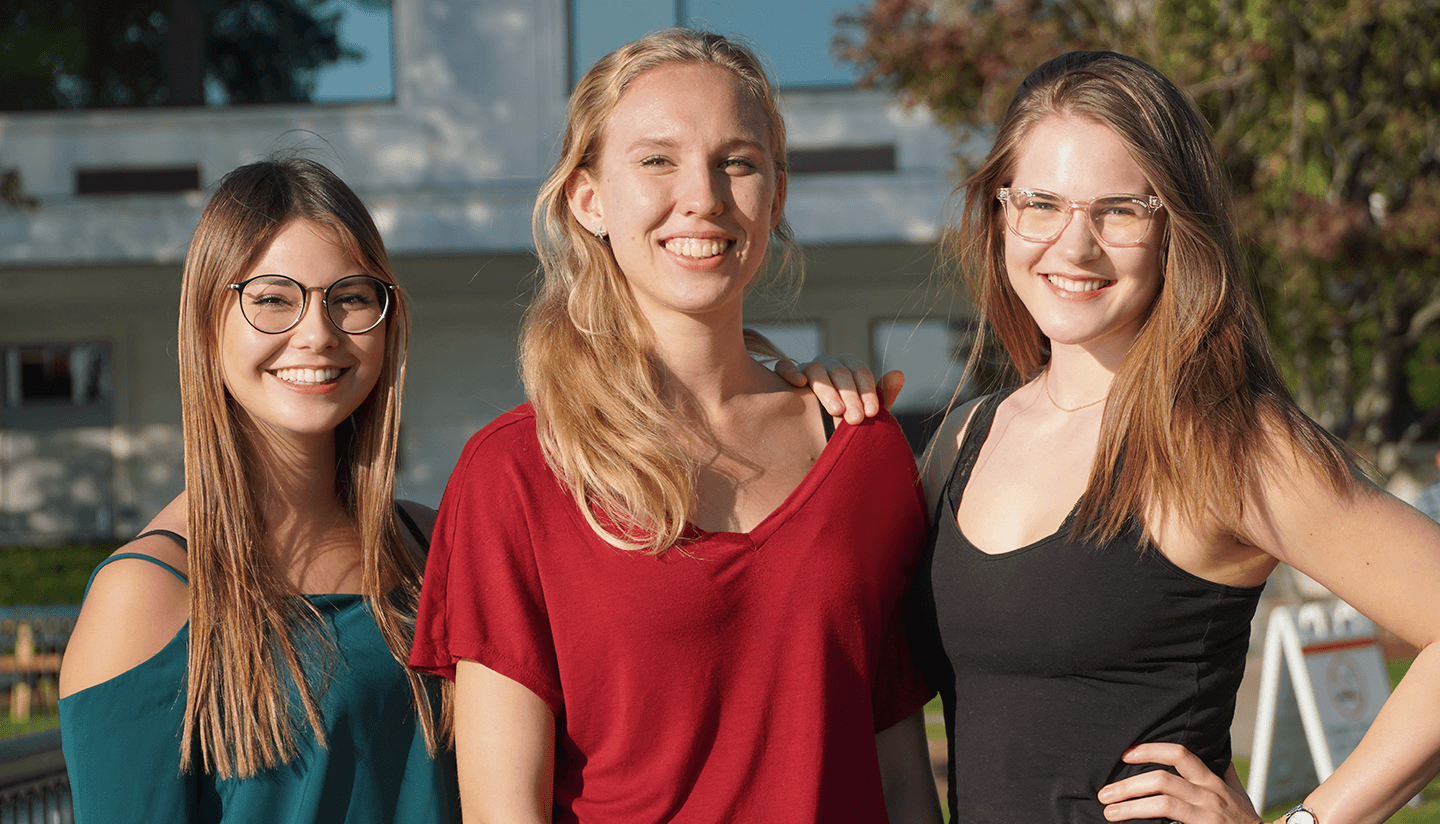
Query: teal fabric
59 592 459 823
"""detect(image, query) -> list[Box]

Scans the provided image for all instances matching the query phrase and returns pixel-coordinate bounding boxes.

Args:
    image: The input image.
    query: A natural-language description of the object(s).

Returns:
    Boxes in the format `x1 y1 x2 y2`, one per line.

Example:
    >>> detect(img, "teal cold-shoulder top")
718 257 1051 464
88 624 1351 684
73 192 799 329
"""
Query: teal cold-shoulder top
57 529 459 823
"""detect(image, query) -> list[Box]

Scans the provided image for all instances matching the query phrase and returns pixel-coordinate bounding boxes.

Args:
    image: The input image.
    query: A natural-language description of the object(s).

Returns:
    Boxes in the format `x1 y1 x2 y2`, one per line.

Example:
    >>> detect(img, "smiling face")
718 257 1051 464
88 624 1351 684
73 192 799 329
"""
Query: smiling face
566 61 784 331
1004 115 1164 361
219 219 387 448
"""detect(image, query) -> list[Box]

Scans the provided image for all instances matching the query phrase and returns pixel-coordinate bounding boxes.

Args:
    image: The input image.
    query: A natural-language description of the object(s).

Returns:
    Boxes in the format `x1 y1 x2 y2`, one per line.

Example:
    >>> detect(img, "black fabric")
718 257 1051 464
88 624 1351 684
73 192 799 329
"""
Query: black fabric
395 505 430 550
908 391 1263 824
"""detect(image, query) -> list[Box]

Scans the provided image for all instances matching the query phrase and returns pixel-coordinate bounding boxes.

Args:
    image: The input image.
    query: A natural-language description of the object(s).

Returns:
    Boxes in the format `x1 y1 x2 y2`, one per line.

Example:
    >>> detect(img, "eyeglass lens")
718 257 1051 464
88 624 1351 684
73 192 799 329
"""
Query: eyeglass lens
1005 191 1154 245
236 275 390 334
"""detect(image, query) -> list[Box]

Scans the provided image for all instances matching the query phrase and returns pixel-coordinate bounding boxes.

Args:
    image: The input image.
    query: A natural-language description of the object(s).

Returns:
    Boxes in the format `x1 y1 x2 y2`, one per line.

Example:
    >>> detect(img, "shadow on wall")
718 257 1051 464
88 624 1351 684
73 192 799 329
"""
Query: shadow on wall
0 426 182 547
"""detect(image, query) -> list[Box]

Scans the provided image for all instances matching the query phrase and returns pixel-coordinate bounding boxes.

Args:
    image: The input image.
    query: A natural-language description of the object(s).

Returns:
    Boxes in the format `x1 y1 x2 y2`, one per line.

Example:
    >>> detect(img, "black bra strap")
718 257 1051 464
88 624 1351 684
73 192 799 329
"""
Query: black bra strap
135 528 189 552
395 505 430 550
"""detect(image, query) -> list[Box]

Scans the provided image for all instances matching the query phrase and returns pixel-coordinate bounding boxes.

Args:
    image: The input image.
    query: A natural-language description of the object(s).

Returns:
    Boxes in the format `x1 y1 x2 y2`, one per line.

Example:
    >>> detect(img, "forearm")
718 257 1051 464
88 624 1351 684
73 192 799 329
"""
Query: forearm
1298 642 1440 824
876 708 944 824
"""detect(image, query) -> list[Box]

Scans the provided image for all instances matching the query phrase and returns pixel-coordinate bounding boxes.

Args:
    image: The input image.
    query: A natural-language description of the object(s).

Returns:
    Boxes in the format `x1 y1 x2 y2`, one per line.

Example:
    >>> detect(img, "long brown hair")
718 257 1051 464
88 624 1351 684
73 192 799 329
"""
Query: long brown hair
177 157 447 778
953 51 1355 542
522 28 799 554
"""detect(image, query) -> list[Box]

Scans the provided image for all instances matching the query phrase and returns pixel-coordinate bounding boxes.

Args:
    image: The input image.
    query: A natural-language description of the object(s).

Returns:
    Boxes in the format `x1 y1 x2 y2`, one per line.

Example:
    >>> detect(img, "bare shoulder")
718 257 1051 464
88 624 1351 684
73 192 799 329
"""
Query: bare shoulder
919 395 988 521
59 528 191 699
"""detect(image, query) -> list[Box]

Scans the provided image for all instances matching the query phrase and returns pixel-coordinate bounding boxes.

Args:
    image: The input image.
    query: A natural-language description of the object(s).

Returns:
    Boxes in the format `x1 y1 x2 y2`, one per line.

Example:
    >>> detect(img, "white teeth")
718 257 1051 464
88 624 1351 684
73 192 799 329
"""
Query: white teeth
273 367 341 385
1046 274 1109 293
664 237 727 259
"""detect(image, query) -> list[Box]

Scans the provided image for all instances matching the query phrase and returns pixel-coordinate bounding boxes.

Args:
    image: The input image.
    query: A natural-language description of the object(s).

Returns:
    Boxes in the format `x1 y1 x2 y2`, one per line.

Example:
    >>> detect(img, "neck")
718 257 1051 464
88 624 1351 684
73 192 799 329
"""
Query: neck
645 310 777 420
239 421 351 540
1043 344 1123 411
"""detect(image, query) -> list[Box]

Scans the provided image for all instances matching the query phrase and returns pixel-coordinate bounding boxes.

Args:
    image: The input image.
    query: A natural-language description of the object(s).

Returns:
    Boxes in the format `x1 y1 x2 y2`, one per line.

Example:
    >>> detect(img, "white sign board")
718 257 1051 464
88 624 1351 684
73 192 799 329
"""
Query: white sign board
1247 600 1414 811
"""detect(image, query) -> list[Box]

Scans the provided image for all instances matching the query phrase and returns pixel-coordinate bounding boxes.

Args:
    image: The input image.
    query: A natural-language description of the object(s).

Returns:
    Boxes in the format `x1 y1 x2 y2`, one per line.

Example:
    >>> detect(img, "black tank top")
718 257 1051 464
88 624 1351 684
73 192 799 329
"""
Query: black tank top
907 391 1263 823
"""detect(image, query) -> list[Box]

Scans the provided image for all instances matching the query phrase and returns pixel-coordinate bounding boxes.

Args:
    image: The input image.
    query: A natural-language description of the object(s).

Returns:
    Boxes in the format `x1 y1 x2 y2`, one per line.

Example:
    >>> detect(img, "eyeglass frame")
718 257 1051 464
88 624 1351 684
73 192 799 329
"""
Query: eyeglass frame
227 274 398 335
996 187 1164 247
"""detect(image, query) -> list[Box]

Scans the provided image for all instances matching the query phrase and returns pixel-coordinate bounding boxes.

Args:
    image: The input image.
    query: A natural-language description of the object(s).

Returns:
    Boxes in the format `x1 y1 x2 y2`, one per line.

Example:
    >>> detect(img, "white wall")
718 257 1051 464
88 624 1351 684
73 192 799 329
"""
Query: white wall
0 0 967 541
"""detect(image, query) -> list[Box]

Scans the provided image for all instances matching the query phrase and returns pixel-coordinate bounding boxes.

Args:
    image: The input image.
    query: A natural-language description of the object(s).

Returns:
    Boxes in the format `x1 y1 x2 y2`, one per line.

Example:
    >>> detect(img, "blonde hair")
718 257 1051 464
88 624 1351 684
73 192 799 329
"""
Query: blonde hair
522 28 799 554
177 157 448 778
953 51 1354 542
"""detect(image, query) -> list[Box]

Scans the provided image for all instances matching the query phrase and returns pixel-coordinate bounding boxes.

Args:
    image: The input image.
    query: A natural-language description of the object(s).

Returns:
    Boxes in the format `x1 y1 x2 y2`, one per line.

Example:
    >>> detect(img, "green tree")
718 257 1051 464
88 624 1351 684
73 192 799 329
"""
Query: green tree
0 0 359 110
839 0 1440 472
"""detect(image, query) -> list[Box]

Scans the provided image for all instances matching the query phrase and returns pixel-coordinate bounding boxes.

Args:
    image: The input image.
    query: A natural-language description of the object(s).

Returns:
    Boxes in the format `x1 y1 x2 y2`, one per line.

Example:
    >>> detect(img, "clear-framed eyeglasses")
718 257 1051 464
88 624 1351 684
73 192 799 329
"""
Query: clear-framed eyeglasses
996 187 1164 247
228 274 396 335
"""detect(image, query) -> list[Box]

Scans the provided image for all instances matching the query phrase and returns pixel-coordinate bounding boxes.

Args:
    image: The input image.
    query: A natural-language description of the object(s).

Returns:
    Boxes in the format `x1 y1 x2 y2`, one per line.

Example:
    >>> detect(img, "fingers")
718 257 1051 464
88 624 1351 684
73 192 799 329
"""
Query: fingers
774 354 891 424
878 370 905 413
1098 745 1261 824
774 357 808 388
796 355 876 424
1119 743 1219 785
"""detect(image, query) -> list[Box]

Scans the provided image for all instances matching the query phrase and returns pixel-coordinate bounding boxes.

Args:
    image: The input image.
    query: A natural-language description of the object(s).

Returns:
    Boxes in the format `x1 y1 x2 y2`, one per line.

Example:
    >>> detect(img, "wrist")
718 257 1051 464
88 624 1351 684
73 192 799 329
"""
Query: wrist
1283 803 1318 824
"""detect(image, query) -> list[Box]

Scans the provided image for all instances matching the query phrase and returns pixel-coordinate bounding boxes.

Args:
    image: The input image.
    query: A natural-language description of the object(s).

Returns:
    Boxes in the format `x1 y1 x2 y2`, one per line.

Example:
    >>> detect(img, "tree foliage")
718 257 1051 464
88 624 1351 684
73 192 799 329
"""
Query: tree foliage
838 0 1440 469
0 0 357 110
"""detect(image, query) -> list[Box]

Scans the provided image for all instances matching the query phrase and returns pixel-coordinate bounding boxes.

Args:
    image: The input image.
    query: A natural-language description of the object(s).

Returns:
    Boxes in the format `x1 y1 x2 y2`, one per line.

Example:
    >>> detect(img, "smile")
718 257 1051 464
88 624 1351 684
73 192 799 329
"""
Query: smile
663 237 731 259
272 367 343 385
1046 274 1112 293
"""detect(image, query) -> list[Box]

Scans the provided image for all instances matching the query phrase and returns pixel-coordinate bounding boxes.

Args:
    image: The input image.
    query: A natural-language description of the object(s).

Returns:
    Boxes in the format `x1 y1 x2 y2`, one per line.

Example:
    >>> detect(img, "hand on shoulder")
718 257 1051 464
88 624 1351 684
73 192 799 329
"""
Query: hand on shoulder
59 527 190 699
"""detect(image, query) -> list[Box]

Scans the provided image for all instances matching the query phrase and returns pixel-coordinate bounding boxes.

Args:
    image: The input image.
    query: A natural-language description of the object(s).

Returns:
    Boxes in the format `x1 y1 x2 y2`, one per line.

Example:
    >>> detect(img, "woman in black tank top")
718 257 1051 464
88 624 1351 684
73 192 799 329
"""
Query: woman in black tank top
804 51 1440 824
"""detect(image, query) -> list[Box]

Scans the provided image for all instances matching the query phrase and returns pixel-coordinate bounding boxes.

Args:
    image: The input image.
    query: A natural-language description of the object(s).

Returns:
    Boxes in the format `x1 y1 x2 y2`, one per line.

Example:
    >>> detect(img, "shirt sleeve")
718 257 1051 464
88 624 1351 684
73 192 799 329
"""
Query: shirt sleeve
871 598 936 731
59 642 198 822
408 414 566 716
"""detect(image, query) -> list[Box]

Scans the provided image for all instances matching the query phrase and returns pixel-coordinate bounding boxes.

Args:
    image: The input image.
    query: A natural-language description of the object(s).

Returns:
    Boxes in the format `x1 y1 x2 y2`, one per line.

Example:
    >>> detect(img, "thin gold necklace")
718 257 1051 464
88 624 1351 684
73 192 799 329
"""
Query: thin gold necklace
1043 370 1107 412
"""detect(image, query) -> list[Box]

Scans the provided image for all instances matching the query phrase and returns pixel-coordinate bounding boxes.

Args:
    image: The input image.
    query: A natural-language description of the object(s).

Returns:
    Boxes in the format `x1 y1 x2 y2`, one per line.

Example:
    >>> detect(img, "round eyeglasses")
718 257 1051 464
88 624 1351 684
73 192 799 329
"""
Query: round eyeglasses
997 187 1164 247
229 274 396 335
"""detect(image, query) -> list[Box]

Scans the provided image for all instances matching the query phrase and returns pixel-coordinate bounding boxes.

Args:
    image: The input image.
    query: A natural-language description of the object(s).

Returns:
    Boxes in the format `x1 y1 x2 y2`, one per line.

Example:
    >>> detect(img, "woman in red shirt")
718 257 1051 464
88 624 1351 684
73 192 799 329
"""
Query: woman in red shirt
410 28 939 824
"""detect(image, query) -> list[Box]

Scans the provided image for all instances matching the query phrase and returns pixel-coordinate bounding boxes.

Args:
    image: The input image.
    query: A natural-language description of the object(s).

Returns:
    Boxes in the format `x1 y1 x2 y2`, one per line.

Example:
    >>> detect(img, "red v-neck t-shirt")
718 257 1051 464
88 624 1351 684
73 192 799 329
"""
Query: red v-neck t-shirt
410 404 932 823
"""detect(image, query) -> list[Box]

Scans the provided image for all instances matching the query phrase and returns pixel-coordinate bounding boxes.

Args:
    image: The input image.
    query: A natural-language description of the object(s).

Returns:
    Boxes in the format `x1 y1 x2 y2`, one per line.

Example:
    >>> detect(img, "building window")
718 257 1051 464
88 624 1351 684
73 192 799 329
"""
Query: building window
873 319 971 452
0 0 394 112
1 343 113 428
571 0 861 87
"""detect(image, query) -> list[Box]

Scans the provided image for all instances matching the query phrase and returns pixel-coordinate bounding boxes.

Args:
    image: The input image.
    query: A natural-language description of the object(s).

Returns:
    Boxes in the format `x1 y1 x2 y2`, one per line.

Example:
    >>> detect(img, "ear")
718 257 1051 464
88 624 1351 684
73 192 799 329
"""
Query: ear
769 168 787 231
566 168 605 235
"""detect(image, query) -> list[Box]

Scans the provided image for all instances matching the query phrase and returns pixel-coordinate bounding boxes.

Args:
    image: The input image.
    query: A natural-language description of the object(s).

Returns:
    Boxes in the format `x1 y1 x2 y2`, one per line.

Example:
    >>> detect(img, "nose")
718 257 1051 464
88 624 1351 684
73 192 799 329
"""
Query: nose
1053 204 1102 261
678 164 725 217
289 286 340 350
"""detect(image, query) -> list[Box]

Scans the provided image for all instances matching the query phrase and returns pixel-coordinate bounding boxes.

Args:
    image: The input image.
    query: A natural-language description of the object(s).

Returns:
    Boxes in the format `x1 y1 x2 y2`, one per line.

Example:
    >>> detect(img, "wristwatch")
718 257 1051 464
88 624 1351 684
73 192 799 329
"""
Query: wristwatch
1284 803 1319 824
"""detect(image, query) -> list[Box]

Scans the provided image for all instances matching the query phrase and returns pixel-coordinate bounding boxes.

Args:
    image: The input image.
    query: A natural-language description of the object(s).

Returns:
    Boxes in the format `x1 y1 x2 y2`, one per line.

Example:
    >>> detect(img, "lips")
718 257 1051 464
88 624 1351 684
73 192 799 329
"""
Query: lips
663 236 732 259
271 367 343 385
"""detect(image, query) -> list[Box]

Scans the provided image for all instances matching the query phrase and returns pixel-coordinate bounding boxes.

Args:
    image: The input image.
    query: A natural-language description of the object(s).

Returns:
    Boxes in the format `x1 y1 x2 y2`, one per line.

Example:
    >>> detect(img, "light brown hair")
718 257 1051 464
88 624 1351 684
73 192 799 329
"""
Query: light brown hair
177 157 447 778
523 28 798 553
953 51 1355 541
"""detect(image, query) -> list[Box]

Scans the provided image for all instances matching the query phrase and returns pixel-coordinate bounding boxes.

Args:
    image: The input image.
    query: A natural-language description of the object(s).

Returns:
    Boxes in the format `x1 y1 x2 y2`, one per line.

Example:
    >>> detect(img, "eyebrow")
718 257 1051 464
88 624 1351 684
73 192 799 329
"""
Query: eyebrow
623 136 767 154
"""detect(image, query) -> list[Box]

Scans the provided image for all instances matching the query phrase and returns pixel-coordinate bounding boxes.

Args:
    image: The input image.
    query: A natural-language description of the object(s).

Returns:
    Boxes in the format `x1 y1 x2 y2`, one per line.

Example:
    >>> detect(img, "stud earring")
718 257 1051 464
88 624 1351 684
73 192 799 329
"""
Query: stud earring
593 226 607 240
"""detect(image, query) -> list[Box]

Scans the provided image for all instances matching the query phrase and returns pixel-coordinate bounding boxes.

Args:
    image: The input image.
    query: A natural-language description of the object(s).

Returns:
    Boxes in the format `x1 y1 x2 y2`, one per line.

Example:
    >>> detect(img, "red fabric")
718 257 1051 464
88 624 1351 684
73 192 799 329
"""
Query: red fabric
410 404 932 823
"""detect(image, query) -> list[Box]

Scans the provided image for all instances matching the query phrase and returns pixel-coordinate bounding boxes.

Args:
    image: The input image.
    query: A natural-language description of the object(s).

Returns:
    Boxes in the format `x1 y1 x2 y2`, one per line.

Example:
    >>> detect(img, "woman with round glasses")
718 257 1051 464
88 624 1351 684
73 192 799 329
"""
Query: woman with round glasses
805 50 1440 824
59 157 458 823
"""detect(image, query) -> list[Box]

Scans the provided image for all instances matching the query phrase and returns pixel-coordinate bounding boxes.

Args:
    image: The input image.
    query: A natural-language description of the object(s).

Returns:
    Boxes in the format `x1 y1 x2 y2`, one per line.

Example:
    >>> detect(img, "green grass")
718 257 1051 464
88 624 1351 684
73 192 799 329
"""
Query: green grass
0 713 60 739
0 543 120 604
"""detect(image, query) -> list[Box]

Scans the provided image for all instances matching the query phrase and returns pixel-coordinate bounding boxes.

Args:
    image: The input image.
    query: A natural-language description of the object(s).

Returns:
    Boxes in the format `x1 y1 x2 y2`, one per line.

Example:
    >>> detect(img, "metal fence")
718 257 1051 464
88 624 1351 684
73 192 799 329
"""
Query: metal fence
0 609 77 823
0 731 70 824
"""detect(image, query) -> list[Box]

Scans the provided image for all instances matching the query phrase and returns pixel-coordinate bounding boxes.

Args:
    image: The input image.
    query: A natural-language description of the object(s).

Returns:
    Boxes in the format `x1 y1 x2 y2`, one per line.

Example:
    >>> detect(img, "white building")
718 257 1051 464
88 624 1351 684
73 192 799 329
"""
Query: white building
0 0 972 545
